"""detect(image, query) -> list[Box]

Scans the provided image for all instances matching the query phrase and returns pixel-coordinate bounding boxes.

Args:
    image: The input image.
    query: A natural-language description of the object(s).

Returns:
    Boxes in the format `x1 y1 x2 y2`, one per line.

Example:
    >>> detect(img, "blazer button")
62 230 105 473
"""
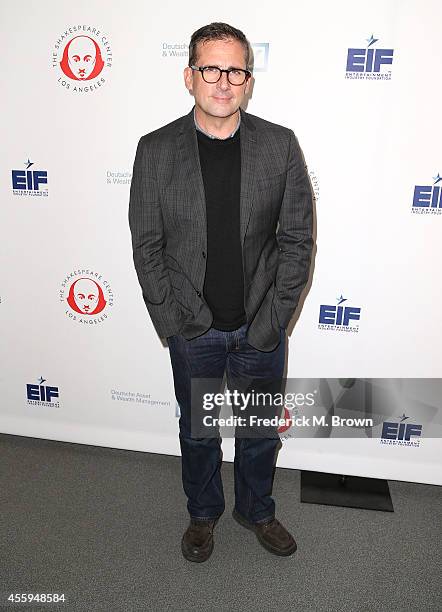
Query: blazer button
196 291 201 297
202 251 206 258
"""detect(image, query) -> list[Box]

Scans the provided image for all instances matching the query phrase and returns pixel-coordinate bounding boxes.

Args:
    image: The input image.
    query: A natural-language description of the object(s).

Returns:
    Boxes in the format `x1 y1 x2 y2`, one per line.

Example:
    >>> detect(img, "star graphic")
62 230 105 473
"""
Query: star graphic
25 159 34 169
432 173 442 185
397 413 410 422
366 34 379 48
38 376 46 385
336 295 347 305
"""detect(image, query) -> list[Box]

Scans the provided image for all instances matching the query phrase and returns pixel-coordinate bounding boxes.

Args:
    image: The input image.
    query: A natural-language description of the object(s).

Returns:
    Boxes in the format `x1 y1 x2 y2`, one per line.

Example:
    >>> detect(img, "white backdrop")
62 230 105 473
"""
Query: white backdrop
1 0 441 485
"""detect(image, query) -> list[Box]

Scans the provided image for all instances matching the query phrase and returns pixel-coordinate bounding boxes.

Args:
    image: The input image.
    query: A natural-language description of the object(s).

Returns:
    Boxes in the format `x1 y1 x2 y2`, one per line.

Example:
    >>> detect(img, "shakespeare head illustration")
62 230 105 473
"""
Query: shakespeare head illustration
67 278 106 315
60 35 104 81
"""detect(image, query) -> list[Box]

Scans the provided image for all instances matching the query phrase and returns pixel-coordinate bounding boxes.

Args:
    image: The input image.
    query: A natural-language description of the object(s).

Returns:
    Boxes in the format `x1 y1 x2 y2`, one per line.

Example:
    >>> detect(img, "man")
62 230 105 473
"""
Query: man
129 22 313 562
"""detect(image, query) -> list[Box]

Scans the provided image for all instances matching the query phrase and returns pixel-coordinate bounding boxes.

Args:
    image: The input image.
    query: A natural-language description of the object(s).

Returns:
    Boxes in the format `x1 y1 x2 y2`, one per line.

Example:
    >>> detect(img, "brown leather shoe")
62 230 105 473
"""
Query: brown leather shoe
181 518 218 563
232 509 297 556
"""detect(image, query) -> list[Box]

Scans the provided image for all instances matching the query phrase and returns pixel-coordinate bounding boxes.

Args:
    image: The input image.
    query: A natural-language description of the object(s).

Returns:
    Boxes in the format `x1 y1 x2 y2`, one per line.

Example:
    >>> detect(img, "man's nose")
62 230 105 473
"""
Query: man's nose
216 72 230 90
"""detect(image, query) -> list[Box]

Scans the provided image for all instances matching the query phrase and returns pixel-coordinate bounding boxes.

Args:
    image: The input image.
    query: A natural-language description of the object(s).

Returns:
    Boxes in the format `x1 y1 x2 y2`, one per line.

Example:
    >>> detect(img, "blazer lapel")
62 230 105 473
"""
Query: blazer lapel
177 106 257 247
239 108 257 245
177 108 207 236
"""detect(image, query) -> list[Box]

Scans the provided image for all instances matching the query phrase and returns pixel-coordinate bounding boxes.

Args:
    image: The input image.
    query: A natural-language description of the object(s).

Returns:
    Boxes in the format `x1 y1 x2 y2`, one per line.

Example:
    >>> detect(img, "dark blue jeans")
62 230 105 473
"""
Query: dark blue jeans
167 322 286 524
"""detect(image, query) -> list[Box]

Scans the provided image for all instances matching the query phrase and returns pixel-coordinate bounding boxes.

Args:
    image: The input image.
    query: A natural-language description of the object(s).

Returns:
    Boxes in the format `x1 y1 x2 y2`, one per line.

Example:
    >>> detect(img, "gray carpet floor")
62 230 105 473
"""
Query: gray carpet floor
1 433 441 612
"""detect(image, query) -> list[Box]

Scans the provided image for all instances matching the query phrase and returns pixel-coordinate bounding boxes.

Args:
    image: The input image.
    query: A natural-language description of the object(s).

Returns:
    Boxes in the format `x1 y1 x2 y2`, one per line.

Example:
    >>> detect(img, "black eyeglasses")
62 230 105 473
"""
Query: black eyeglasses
190 65 251 86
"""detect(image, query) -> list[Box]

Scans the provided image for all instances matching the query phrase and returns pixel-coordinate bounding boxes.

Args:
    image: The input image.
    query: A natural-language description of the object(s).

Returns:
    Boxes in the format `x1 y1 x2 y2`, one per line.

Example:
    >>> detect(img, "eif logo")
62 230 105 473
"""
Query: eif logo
26 376 60 407
12 159 48 197
380 413 422 447
346 34 393 80
318 295 361 332
412 173 442 215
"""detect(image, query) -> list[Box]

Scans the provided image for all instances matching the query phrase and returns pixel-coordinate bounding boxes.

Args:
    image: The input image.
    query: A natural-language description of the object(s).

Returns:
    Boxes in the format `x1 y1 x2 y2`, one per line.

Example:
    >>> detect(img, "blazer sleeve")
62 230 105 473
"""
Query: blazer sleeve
128 136 183 338
274 129 314 328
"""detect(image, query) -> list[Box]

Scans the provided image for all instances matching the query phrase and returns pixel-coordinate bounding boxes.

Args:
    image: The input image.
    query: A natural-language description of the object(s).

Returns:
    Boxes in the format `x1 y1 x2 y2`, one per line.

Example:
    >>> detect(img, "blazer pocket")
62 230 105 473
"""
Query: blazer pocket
256 172 286 191
255 172 286 207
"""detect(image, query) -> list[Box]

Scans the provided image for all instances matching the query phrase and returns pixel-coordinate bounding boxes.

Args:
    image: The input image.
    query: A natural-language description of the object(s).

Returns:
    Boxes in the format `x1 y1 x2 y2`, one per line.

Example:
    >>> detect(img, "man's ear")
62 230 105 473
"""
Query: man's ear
184 66 193 93
244 74 252 96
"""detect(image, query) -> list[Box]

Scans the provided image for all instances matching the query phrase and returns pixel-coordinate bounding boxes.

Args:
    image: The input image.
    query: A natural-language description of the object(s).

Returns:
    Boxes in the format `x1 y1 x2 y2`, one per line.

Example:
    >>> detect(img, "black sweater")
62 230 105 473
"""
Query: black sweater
197 128 246 331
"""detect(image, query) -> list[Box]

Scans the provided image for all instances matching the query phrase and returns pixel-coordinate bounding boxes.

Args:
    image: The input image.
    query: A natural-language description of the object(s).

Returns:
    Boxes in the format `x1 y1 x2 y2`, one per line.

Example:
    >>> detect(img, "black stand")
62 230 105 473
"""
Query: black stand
300 470 394 512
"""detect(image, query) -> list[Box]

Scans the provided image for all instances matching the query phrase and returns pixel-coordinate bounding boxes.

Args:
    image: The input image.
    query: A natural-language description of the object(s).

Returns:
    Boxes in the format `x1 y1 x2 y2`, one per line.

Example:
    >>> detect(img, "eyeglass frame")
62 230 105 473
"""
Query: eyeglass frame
189 64 252 86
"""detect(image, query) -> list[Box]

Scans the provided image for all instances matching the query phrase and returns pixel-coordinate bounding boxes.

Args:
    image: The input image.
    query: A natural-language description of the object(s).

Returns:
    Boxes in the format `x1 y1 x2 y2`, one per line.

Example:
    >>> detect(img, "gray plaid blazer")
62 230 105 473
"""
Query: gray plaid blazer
129 107 313 352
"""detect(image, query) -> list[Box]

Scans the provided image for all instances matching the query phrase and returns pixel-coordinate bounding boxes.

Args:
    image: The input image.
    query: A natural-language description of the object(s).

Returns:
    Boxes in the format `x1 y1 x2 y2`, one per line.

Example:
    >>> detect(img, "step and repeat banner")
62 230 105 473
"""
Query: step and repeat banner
1 0 441 485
